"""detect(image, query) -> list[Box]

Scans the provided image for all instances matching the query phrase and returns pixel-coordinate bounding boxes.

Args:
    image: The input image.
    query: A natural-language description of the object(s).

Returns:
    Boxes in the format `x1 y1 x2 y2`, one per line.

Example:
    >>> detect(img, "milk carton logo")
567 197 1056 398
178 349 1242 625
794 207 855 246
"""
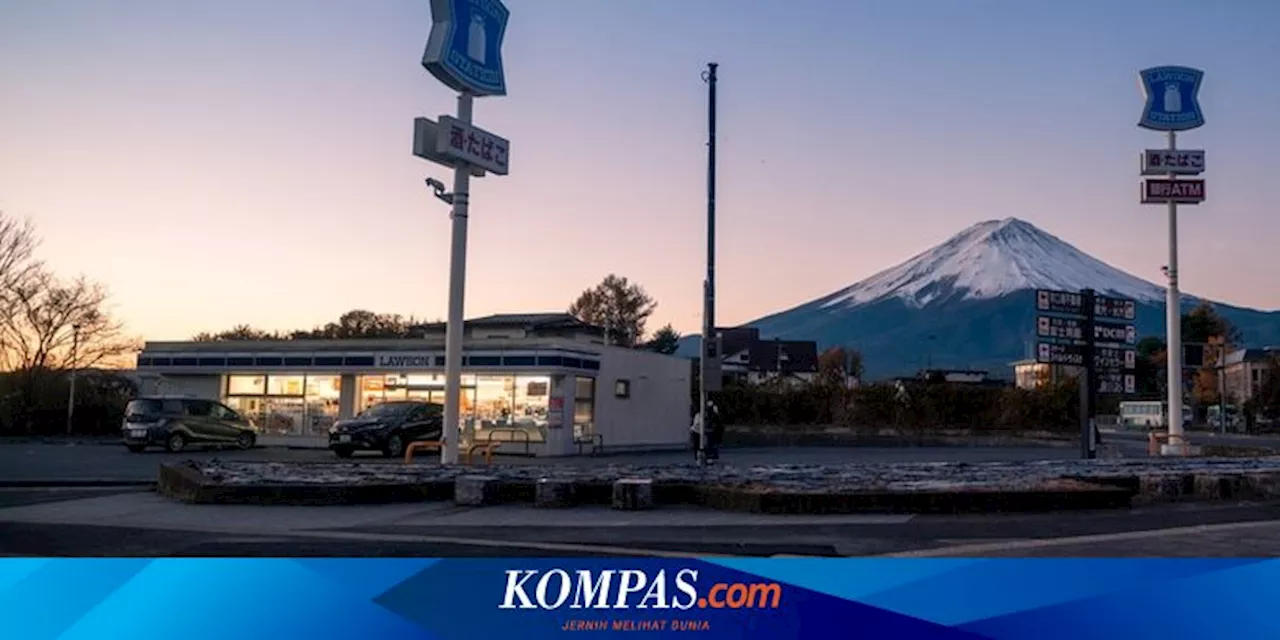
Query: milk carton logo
467 13 487 64
1163 82 1182 113
1138 66 1204 131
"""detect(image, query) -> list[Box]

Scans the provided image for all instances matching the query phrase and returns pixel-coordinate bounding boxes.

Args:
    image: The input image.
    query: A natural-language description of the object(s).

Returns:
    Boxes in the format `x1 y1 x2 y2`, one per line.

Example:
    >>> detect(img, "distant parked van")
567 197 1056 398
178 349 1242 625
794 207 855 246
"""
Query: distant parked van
1119 401 1192 429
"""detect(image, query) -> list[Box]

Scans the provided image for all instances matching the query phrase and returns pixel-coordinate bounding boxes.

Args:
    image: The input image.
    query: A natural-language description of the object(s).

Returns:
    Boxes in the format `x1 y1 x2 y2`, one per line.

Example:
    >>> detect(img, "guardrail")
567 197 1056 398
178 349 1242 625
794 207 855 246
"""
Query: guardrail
403 439 443 464
463 442 502 465
484 428 533 455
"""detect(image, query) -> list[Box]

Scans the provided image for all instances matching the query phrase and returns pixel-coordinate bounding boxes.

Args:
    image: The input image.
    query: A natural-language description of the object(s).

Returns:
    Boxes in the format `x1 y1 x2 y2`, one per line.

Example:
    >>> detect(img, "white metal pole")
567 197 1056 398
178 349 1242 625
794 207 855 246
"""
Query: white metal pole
441 92 474 465
1165 129 1185 450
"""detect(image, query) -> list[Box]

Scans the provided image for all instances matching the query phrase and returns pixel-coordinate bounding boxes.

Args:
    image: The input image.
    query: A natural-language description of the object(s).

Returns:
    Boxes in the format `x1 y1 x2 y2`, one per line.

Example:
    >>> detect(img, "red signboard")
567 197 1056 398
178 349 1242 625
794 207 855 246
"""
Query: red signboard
1142 179 1205 204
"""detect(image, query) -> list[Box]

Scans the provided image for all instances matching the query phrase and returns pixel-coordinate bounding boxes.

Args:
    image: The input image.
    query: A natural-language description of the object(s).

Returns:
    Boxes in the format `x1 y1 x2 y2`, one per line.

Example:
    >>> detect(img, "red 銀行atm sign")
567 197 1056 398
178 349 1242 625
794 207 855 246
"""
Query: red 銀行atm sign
1141 178 1204 204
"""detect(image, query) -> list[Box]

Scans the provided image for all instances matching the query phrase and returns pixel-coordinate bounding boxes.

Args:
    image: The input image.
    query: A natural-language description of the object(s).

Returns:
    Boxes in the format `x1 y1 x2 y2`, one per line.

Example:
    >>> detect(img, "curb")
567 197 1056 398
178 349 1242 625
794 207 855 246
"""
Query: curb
156 463 1135 513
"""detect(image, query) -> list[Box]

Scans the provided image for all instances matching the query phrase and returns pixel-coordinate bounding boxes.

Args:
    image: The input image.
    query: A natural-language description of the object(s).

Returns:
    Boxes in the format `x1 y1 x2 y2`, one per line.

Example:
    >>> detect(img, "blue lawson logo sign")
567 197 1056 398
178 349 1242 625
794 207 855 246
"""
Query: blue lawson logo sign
423 0 509 96
1138 66 1204 131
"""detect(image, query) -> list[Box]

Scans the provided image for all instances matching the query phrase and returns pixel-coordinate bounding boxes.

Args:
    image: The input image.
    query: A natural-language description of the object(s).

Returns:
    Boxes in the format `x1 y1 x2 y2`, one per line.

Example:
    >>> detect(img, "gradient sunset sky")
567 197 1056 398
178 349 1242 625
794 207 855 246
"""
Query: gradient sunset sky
3 0 1279 342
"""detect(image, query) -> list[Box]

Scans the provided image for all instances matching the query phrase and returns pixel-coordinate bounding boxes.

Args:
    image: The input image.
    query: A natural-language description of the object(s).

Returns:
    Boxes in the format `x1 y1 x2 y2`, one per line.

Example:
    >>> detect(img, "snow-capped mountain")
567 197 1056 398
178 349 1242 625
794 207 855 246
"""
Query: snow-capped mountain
817 218 1166 309
679 217 1280 378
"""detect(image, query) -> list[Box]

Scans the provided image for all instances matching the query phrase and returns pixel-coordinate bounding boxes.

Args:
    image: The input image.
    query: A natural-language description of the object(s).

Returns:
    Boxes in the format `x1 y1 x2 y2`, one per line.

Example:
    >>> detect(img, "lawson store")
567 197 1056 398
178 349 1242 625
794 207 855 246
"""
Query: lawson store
133 314 693 456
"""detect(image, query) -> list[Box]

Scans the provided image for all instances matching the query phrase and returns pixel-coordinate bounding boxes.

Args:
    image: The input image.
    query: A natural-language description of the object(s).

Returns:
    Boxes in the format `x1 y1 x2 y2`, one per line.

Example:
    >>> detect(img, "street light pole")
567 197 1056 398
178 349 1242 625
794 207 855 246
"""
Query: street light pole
65 324 80 436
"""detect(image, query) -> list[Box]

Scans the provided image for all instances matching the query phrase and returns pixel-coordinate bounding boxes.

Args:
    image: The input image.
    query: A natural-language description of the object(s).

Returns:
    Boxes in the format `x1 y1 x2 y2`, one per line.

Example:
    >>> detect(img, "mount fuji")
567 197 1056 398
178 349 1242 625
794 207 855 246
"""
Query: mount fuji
678 218 1280 379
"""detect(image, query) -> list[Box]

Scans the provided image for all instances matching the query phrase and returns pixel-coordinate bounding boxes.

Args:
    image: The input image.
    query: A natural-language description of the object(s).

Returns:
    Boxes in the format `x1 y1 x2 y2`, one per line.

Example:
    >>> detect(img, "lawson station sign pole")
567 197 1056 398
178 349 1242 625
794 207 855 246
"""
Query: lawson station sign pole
414 0 511 464
1138 66 1206 456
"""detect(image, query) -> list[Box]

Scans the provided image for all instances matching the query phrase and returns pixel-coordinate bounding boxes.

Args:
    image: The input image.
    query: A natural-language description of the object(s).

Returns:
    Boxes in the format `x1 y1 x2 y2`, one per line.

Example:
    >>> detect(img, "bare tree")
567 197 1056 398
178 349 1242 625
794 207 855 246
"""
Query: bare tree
0 271 138 372
0 213 43 361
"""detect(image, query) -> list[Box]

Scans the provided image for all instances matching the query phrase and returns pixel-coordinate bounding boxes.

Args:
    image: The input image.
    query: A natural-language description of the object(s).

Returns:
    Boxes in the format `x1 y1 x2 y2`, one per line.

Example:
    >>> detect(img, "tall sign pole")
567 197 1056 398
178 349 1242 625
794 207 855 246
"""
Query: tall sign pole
415 0 511 464
1138 66 1205 456
698 62 720 466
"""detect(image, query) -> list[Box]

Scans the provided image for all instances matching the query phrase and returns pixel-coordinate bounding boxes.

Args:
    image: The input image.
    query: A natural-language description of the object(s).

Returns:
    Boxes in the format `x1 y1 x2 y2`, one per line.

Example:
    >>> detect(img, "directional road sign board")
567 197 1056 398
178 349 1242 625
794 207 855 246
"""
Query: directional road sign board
1093 320 1137 346
1097 372 1137 395
1036 289 1136 321
1142 149 1205 175
1142 179 1205 204
1037 315 1086 342
1037 343 1136 370
1037 342 1085 367
1095 346 1137 372
1038 316 1136 346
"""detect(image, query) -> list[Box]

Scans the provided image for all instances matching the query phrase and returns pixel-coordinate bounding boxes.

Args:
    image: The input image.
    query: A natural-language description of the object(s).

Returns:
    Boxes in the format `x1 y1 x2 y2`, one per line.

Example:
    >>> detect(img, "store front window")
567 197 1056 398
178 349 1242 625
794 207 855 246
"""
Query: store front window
573 376 596 441
225 374 338 437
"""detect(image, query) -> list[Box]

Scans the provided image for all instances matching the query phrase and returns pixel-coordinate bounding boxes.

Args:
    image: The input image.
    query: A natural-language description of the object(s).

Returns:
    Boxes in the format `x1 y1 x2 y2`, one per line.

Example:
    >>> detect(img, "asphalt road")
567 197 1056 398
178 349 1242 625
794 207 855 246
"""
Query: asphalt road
2 486 1278 557
0 441 1097 484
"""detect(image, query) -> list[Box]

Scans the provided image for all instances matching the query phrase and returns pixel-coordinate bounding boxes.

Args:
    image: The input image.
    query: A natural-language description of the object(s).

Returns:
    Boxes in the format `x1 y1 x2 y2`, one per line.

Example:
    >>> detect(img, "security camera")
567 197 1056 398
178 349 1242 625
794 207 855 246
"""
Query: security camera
424 178 453 204
1161 265 1170 276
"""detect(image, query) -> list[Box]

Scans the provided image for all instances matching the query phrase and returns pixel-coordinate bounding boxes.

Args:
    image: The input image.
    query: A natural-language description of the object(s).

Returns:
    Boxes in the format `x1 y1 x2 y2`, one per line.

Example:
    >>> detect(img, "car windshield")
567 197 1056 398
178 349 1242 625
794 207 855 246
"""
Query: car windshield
358 403 415 418
125 399 162 417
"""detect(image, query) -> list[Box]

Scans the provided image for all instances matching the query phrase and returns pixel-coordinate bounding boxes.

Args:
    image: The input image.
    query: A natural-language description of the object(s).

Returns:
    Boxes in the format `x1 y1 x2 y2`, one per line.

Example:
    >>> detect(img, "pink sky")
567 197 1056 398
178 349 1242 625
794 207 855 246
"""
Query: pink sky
3 0 1279 343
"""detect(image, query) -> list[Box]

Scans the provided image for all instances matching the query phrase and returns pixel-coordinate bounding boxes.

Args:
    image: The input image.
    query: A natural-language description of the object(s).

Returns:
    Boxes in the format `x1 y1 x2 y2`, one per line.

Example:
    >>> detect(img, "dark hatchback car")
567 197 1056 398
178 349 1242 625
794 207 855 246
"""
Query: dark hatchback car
329 400 443 458
122 396 258 453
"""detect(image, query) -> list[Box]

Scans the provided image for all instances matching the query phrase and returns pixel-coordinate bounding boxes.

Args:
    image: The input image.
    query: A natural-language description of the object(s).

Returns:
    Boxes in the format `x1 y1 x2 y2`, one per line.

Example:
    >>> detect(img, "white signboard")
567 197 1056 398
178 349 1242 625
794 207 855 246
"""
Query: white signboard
436 115 510 175
1141 149 1205 175
413 117 485 176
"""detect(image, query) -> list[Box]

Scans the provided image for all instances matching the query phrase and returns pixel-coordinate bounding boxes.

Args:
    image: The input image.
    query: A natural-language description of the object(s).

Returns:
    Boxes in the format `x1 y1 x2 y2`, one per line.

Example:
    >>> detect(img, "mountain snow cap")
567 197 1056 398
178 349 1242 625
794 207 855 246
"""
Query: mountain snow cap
819 217 1166 309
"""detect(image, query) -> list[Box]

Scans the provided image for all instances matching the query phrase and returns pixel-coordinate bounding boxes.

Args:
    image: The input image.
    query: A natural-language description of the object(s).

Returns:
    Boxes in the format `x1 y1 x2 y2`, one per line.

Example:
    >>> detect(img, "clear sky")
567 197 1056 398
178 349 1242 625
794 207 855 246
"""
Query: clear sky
2 0 1279 341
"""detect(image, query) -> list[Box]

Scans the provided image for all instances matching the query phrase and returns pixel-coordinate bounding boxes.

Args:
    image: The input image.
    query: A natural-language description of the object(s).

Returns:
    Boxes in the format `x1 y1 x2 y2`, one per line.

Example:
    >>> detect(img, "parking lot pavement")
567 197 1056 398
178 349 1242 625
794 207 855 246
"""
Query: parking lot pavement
0 442 331 483
0 440 1110 485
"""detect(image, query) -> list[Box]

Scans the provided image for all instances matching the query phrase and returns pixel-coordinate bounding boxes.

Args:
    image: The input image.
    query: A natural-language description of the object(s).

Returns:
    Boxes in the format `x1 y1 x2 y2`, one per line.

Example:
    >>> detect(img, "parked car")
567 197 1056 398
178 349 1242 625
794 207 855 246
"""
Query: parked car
121 396 258 453
328 400 443 458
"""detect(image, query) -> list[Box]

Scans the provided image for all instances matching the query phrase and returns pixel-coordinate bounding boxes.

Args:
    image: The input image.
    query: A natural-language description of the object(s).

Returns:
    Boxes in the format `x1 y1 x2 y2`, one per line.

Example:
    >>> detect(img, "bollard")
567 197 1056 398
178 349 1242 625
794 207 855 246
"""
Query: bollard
454 475 500 506
612 478 654 511
534 478 576 508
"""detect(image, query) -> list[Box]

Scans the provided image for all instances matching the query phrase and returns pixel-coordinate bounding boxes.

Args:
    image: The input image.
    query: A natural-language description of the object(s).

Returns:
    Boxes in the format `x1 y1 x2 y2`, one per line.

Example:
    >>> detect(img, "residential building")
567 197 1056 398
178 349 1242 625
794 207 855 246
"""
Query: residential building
1219 347 1278 404
712 327 820 387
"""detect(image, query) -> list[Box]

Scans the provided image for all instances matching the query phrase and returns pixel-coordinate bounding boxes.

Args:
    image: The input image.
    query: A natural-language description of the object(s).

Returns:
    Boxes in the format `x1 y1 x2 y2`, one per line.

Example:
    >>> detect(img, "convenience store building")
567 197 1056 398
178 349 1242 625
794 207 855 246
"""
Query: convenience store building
133 313 692 456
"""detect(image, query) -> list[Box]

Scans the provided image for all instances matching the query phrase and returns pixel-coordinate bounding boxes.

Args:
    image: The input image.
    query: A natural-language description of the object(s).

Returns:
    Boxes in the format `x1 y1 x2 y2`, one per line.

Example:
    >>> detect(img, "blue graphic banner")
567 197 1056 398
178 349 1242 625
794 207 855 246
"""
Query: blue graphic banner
1 558 1276 639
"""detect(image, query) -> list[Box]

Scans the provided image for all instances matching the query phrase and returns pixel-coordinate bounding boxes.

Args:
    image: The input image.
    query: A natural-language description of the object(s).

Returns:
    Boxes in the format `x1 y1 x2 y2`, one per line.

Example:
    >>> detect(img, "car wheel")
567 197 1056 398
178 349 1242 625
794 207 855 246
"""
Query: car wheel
236 433 255 451
333 447 354 459
126 445 146 453
384 433 405 458
166 433 186 453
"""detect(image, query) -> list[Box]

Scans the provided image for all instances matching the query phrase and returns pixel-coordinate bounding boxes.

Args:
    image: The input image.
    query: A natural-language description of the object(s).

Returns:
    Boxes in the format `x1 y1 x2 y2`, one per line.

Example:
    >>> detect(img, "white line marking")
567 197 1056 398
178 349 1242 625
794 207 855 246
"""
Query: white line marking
879 518 1280 557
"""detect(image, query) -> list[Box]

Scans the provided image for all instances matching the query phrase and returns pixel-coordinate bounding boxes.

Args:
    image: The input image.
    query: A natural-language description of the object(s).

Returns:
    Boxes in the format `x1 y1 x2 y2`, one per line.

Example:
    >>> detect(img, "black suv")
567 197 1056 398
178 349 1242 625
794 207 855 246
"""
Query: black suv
329 400 443 458
122 396 258 453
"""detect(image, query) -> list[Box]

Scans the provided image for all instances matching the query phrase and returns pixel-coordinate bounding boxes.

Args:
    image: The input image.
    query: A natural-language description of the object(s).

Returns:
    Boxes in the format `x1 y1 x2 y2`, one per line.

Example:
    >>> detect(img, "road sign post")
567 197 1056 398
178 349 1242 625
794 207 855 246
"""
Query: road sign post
1138 65 1206 457
1035 288 1138 459
1081 289 1096 459
415 0 511 465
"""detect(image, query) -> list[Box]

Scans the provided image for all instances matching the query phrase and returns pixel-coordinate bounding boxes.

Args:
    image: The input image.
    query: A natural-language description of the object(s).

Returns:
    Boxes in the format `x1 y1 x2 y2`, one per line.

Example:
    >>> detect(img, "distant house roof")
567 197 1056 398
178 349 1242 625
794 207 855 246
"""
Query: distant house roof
411 313 604 337
716 327 760 359
747 340 819 374
1222 347 1278 367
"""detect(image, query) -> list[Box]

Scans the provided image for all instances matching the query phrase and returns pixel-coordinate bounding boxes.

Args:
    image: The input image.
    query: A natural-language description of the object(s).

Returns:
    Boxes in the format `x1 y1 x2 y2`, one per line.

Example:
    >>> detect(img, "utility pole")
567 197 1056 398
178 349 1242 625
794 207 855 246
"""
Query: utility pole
697 62 720 466
65 324 80 436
